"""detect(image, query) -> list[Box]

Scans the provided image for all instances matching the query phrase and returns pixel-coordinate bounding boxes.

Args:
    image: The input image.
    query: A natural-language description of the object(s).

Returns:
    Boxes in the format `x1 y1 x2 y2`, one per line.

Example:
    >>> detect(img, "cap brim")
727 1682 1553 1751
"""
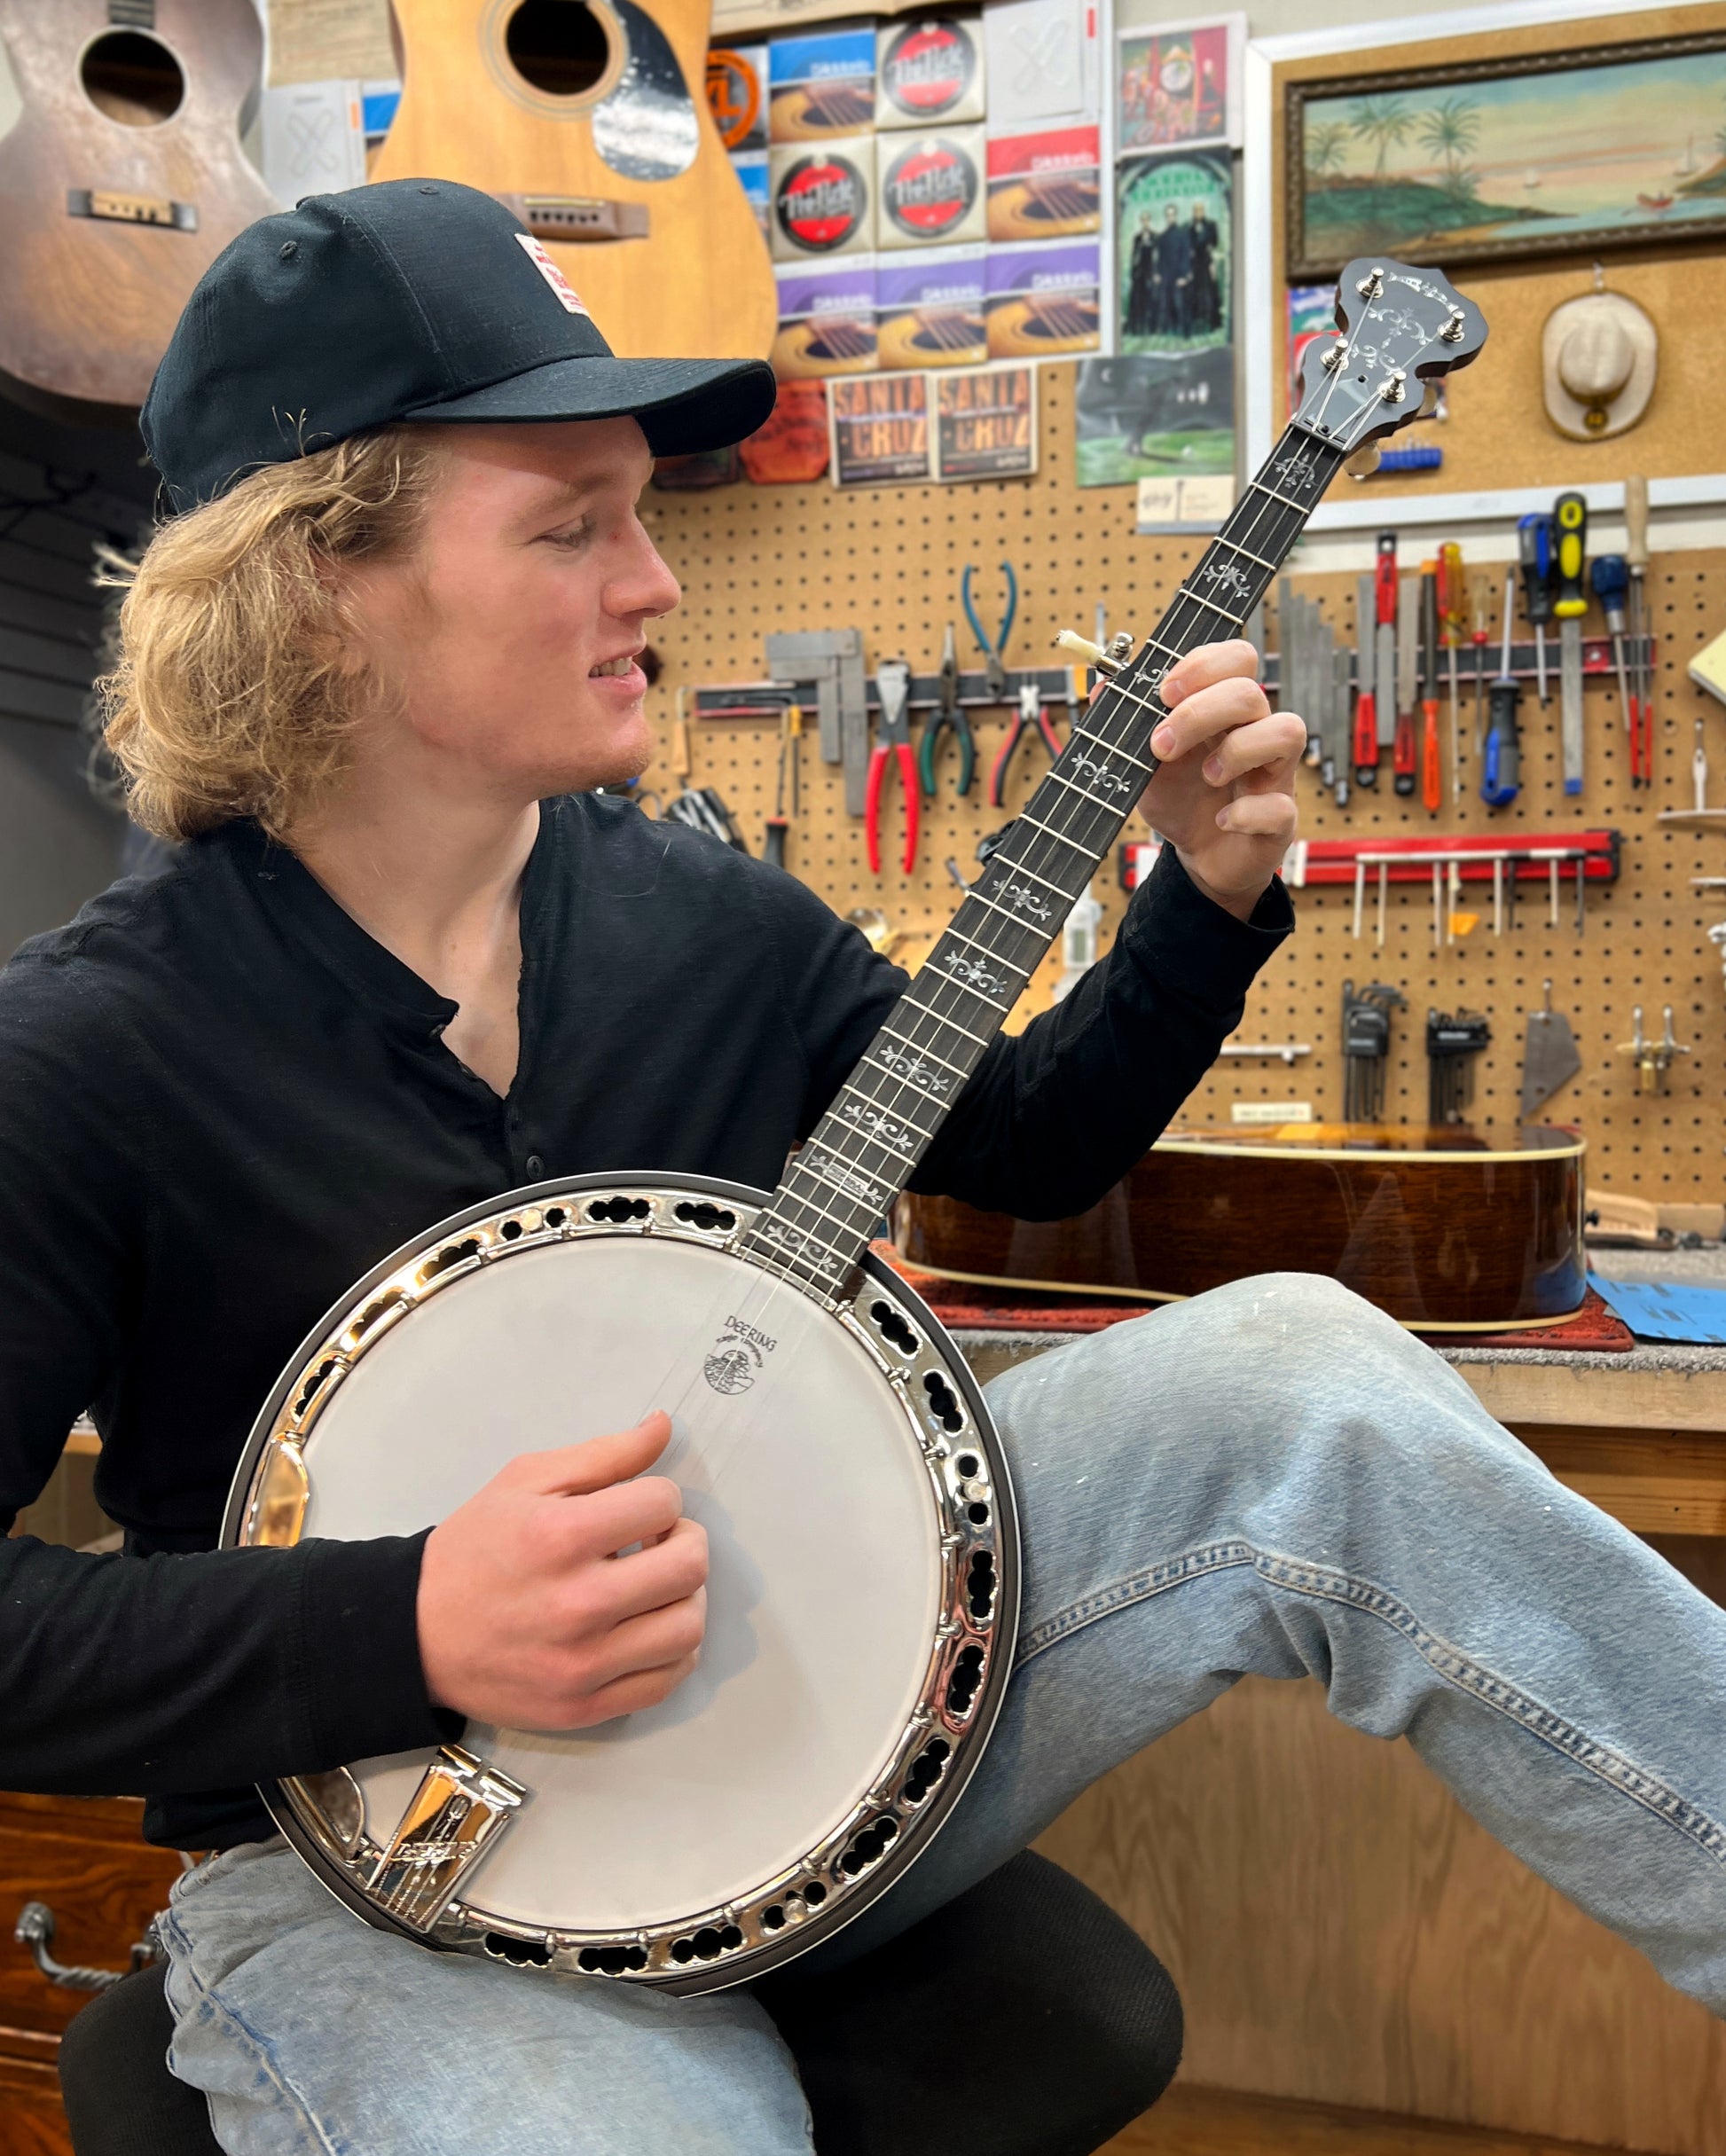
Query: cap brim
402 353 776 456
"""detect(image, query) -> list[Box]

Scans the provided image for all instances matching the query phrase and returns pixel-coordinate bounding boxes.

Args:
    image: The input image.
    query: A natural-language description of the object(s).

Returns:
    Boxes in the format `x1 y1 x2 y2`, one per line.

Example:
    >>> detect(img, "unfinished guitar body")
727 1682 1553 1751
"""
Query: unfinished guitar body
374 0 775 361
0 0 279 422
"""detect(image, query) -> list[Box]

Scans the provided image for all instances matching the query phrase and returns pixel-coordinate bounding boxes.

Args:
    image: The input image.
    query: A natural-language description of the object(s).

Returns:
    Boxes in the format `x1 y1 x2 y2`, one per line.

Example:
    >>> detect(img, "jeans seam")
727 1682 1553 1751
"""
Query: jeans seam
158 1907 346 2156
1016 1536 1726 1869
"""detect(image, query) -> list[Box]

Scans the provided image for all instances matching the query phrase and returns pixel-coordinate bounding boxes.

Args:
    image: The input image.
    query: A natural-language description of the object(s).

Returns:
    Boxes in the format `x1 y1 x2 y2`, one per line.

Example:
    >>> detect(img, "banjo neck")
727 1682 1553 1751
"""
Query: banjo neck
737 255 1488 1305
737 421 1347 1301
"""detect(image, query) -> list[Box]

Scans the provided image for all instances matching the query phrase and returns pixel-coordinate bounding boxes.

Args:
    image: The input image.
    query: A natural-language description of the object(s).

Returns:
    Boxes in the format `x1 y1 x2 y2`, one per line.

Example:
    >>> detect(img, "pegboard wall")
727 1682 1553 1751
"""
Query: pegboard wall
639 364 1726 1200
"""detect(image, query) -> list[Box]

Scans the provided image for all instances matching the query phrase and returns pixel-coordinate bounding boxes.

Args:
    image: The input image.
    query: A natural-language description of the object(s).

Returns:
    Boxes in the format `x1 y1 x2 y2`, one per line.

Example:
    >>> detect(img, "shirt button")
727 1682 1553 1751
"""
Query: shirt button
525 1154 545 1178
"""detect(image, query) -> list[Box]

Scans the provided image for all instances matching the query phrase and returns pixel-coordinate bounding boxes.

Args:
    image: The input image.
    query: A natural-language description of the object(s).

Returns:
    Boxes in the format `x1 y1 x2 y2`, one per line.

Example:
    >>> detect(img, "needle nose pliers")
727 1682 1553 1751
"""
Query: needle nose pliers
866 658 919 874
988 680 1063 808
919 623 977 797
962 560 1018 702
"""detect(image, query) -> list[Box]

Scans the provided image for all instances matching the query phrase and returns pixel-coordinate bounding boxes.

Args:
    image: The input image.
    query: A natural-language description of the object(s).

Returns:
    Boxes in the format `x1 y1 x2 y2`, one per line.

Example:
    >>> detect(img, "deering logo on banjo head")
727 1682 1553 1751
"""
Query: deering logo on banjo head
703 1313 777 1395
224 256 1487 1995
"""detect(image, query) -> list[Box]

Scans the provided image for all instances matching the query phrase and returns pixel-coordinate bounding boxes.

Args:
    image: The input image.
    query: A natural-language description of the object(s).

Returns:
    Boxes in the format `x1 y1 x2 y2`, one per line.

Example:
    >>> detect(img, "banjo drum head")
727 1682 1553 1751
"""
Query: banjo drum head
227 1178 1013 1983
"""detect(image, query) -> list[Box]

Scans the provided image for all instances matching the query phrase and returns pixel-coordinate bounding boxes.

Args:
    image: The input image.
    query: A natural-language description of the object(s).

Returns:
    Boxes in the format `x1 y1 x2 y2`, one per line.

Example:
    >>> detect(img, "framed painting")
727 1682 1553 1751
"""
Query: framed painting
1285 27 1726 278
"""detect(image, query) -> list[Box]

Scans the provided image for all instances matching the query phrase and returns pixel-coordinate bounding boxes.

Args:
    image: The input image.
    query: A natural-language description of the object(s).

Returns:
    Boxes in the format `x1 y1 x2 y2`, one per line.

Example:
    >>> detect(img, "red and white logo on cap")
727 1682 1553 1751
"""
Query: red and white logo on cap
515 232 589 315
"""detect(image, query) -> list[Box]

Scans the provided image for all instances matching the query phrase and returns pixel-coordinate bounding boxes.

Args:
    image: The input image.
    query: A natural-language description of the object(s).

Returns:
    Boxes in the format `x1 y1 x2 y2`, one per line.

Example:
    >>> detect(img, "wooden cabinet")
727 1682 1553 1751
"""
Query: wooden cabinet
0 1791 183 2156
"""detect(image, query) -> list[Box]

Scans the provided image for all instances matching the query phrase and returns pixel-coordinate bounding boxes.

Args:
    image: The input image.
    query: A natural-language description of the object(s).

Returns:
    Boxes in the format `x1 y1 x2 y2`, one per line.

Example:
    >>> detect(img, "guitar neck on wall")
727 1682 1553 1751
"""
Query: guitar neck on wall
740 257 1488 1304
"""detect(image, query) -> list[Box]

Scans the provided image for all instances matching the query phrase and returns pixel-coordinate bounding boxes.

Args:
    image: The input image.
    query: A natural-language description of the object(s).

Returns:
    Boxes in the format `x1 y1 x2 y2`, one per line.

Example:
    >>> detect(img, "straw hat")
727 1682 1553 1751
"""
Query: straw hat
1542 279 1657 442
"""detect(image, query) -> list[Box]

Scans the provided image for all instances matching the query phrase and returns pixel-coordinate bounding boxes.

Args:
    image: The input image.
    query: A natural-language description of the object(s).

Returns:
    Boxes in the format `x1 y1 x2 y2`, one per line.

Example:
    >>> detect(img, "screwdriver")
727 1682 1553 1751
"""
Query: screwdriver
1481 571 1521 810
1590 553 1631 762
1353 572 1378 787
1625 474 1651 787
1470 575 1491 755
1553 490 1588 796
1517 513 1555 706
1419 560 1441 813
1373 532 1398 782
1393 568 1419 797
1439 542 1464 798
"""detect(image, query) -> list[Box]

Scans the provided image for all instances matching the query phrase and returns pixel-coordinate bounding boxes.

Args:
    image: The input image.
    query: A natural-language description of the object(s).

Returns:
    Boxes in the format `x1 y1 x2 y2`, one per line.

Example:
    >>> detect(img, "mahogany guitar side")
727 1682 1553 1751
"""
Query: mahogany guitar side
373 0 775 361
0 0 279 422
895 1125 1588 1332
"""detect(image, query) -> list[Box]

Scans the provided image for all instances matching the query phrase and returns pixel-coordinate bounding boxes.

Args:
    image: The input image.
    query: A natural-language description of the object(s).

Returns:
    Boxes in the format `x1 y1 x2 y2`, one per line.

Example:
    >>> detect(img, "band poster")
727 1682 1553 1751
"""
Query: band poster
1118 152 1231 357
1115 16 1243 154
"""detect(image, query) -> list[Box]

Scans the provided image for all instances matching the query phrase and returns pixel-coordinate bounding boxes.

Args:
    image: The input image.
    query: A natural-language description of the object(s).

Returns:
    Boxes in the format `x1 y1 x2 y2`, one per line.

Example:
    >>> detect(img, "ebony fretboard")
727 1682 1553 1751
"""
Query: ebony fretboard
740 421 1349 1298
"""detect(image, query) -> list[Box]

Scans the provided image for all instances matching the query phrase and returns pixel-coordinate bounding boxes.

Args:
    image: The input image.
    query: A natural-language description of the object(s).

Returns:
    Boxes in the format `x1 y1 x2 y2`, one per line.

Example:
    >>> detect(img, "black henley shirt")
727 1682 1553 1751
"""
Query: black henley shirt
0 796 1291 1848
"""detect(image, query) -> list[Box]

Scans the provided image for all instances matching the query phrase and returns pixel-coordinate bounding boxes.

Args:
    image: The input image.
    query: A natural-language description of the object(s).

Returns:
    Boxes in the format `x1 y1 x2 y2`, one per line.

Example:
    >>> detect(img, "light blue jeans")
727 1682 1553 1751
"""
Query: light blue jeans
160 1275 1726 2153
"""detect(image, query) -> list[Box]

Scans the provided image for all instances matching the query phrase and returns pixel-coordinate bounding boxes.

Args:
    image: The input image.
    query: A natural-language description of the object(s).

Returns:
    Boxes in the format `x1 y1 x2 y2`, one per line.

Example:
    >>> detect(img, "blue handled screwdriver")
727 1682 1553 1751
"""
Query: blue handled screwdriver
1480 570 1521 811
1591 553 1631 764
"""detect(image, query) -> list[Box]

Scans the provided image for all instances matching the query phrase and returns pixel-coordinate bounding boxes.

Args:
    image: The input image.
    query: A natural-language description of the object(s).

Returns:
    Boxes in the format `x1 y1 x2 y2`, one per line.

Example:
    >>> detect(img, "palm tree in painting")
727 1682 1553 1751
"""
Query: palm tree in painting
1348 94 1412 185
1306 119 1352 183
1416 95 1481 205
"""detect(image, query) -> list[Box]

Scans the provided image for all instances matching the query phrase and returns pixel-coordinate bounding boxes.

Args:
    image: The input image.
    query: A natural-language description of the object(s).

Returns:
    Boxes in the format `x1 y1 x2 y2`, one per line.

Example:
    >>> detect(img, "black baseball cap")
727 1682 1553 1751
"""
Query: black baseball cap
140 179 777 513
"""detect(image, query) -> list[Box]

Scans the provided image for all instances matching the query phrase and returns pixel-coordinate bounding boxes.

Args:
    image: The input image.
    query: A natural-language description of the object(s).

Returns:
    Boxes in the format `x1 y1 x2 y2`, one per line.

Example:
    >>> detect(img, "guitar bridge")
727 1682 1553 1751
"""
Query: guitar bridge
67 188 198 232
366 1745 529 1934
492 192 649 242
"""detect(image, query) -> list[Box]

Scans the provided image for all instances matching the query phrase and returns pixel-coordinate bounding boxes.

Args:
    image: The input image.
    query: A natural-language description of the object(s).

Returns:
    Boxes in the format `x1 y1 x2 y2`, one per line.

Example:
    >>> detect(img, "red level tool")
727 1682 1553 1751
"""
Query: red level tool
1284 828 1620 888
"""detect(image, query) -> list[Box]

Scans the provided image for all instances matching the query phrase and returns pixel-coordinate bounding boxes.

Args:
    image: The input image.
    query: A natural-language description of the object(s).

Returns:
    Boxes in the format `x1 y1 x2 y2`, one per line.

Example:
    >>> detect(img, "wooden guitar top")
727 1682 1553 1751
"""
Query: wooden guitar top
0 0 279 420
374 0 774 362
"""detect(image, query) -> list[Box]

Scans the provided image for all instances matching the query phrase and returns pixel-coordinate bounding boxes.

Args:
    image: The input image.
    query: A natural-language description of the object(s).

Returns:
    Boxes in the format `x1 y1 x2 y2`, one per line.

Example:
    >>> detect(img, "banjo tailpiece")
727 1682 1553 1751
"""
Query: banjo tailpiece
223 258 1487 1992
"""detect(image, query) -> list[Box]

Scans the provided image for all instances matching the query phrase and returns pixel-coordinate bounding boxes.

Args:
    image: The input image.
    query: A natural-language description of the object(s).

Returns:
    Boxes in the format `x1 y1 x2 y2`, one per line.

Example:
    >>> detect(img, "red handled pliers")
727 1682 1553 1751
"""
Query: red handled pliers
988 679 1063 808
867 658 919 874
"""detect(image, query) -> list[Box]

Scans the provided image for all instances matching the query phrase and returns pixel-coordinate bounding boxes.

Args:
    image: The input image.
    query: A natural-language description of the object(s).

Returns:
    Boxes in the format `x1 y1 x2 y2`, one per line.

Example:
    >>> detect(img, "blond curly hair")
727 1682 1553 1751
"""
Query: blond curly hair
98 429 446 842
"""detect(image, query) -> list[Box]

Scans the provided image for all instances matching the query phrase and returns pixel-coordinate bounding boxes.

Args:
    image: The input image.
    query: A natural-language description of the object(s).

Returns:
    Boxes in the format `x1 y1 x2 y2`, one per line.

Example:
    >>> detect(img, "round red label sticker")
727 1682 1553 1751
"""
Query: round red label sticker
882 135 978 241
880 19 977 120
775 153 868 252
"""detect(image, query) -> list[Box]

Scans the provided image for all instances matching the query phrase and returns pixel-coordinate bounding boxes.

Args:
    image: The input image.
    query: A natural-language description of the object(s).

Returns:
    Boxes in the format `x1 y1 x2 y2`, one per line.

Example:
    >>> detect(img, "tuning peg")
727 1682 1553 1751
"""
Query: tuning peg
1440 307 1467 344
1054 629 1131 677
1378 369 1408 404
1344 445 1382 480
1355 265 1385 299
1322 340 1346 372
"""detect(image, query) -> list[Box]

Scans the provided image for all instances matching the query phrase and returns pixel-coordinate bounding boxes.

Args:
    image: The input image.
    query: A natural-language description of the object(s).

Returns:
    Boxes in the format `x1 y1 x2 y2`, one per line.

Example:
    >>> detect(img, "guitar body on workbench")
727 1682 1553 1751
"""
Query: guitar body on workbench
897 1124 1588 1332
373 0 775 361
0 0 279 422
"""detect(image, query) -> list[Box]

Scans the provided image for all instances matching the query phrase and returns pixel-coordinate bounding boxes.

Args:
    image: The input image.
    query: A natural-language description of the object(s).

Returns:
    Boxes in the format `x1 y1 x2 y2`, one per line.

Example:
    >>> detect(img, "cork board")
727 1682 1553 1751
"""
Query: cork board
639 363 1726 1200
1264 1 1726 500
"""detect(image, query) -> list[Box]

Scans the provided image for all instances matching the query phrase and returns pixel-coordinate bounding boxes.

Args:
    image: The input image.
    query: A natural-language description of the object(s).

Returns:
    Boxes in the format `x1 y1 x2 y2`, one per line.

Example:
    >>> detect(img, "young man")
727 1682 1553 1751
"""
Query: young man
2 182 1722 2152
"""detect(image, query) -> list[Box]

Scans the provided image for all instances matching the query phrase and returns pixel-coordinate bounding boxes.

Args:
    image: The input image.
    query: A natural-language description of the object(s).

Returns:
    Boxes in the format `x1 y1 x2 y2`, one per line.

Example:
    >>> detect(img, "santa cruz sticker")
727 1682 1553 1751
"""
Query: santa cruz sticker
882 136 978 242
775 151 869 253
880 19 977 122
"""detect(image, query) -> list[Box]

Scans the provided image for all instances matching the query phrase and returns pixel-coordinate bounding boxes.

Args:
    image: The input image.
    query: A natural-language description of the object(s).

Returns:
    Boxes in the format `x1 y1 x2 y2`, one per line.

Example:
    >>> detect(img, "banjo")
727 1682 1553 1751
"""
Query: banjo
222 257 1486 1993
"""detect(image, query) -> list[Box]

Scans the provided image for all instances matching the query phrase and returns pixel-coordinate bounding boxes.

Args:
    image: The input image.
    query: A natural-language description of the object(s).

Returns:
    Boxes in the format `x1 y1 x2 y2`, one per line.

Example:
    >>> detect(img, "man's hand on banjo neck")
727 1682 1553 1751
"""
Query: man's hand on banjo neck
1133 638 1305 921
418 1410 710 1730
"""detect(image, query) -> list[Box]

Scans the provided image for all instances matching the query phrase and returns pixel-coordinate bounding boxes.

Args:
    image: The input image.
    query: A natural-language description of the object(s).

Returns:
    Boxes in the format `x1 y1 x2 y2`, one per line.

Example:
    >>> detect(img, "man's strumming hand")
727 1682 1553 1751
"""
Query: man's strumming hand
1132 637 1303 921
418 1411 707 1731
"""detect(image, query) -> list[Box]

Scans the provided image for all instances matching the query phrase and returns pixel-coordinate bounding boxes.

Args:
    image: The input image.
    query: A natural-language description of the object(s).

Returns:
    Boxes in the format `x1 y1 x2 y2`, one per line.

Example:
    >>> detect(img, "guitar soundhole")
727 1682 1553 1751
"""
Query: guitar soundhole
505 0 614 98
80 30 185 127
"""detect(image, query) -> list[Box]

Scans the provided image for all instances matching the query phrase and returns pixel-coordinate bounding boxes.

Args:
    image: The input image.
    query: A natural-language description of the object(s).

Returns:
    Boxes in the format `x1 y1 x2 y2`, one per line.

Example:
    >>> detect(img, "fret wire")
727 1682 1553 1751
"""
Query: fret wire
918 971 1008 1015
1177 589 1245 630
836 1076 940 1140
963 886 1061 933
942 923 1029 975
1043 765 1118 807
894 1002 991 1053
806 1114 918 1185
743 1190 851 1266
798 1151 890 1207
1069 728 1150 775
982 855 1071 900
771 1173 878 1250
1247 479 1306 514
1209 536 1279 574
1016 806 1114 858
876 1030 971 1082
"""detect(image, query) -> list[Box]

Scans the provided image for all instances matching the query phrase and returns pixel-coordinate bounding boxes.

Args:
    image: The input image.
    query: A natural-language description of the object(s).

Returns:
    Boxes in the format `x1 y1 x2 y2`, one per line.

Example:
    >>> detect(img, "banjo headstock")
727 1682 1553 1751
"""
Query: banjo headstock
1294 257 1487 454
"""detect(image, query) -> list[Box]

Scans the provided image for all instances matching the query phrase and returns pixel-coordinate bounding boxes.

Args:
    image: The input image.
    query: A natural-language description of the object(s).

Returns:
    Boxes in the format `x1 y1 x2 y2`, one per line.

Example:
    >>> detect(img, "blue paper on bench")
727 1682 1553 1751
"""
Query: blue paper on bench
1590 1277 1726 1346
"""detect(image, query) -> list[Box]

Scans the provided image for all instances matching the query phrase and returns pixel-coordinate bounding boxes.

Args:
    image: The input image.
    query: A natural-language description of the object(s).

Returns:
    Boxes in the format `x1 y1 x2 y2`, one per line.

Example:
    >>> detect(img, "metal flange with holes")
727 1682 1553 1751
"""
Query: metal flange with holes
223 1172 1019 1992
